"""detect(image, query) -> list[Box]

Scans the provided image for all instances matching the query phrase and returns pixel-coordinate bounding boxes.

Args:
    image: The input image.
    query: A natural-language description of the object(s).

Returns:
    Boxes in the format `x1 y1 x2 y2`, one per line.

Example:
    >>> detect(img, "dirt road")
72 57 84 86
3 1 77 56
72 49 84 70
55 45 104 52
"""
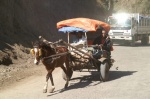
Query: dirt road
0 44 150 99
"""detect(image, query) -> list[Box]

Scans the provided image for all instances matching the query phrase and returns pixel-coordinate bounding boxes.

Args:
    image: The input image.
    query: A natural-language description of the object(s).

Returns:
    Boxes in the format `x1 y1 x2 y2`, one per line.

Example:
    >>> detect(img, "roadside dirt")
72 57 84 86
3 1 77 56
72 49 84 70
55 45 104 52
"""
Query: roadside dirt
0 48 45 90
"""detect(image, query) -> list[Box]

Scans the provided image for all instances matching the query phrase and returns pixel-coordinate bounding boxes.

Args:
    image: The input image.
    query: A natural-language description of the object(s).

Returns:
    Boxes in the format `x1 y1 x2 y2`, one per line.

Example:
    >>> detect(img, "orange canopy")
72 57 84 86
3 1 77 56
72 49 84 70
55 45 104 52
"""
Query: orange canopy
57 18 110 32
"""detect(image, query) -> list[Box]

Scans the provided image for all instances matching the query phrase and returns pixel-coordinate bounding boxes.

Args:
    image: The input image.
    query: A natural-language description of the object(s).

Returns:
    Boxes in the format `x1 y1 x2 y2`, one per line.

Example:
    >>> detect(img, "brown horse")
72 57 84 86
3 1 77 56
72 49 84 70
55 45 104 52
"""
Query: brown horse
30 41 71 93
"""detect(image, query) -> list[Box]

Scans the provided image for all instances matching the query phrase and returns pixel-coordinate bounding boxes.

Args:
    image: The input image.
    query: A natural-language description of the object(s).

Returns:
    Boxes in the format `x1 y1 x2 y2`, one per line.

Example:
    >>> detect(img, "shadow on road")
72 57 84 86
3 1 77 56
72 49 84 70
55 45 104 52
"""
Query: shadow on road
47 70 137 96
47 72 101 96
109 70 137 81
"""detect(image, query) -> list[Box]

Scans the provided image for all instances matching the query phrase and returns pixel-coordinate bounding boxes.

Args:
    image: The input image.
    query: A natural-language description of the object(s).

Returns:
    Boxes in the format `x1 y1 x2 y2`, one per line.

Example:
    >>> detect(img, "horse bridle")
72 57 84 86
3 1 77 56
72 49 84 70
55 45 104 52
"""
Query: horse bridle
30 46 43 58
31 44 57 58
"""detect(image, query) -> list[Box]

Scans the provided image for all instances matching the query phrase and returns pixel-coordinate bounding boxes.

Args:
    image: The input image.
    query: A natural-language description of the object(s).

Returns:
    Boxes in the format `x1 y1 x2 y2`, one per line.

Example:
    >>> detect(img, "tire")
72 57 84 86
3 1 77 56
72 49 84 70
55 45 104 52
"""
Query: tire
130 42 135 46
62 68 73 81
141 36 149 45
130 36 136 47
100 61 109 82
124 41 130 46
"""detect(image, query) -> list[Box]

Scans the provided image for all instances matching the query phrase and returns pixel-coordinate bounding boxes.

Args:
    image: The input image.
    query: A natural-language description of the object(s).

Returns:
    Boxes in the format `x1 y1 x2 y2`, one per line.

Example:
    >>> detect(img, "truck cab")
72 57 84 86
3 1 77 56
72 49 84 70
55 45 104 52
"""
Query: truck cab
108 13 150 46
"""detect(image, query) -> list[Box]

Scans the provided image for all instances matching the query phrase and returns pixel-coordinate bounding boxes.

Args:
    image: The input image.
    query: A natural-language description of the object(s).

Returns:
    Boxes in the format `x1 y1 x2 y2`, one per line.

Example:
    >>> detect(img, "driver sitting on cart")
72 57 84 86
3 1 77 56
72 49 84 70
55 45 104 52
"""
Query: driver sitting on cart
93 27 113 59
71 32 87 49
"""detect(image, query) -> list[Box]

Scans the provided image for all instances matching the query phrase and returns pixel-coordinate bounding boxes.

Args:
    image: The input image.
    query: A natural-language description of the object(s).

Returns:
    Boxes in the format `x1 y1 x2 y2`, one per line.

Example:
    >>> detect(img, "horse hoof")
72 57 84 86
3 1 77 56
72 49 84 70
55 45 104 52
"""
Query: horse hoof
43 89 47 93
49 87 55 93
65 86 68 89
64 84 68 89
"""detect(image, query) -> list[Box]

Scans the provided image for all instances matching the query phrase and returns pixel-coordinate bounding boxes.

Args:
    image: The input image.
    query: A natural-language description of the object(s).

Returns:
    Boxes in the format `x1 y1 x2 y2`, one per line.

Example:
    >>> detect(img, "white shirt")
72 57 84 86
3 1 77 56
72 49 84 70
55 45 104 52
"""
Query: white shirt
71 36 87 48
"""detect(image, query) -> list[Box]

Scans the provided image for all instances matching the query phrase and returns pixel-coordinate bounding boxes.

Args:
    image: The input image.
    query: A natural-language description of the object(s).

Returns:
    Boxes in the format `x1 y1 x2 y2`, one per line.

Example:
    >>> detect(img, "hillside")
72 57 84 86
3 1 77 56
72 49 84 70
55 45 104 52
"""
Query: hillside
0 0 112 66
0 0 113 89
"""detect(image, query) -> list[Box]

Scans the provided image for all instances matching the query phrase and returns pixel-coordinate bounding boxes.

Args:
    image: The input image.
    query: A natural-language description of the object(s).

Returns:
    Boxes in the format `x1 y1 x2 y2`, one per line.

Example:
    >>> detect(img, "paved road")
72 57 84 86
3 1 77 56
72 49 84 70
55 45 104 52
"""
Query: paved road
0 44 150 99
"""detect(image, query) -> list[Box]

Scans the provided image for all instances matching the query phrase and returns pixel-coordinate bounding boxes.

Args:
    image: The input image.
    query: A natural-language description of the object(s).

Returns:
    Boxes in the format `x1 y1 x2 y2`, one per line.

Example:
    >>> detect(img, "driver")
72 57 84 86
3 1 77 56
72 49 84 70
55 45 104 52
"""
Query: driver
92 27 113 61
93 28 113 54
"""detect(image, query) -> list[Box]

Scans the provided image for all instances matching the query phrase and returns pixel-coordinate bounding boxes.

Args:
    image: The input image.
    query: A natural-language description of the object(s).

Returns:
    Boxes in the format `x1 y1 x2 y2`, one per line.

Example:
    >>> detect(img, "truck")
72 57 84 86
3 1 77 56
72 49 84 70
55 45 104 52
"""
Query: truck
107 13 150 46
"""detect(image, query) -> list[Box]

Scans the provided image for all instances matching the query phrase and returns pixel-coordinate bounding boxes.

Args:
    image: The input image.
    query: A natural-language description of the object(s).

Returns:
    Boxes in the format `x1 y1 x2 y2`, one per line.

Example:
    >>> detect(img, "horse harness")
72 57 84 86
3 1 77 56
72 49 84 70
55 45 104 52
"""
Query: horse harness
41 45 70 64
31 40 70 64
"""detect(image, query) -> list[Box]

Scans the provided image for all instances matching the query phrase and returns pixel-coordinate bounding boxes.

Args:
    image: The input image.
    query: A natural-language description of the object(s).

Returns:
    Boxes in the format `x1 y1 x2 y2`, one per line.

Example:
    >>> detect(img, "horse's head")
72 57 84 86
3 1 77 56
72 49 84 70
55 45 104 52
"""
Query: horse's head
30 41 56 65
30 41 43 65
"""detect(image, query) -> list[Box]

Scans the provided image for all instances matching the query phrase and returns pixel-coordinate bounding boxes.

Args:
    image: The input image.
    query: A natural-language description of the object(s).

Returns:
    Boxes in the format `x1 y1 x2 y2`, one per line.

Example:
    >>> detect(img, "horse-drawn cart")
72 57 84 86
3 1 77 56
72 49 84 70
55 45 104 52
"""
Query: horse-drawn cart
56 18 114 82
31 18 114 93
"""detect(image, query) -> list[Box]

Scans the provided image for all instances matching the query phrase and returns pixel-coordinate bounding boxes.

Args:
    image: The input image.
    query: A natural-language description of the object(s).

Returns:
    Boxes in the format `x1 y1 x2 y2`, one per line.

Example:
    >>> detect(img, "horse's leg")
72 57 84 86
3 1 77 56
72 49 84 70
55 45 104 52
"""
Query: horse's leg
65 57 73 80
61 63 69 89
43 73 49 93
49 73 55 93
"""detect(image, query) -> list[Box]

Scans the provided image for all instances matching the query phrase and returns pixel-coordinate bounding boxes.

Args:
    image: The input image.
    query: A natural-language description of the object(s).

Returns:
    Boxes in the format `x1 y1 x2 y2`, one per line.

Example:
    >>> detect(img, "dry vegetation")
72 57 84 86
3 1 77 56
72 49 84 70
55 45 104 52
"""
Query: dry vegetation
114 0 150 15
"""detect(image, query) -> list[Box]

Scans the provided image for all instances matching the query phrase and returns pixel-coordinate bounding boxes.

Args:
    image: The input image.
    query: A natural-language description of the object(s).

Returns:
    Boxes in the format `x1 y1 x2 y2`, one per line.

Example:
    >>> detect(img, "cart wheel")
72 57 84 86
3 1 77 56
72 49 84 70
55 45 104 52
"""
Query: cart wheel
100 61 109 82
62 68 73 81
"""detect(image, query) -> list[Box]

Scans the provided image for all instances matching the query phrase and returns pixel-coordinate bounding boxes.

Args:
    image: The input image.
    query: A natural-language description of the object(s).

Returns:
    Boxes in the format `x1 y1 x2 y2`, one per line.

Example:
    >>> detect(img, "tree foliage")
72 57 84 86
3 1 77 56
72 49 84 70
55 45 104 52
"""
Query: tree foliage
114 0 150 14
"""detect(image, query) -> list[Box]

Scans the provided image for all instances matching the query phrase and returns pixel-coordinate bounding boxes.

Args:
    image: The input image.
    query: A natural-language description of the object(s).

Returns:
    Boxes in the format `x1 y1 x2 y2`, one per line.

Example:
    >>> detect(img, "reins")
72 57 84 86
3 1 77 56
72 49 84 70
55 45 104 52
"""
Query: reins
42 52 69 60
37 37 72 62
